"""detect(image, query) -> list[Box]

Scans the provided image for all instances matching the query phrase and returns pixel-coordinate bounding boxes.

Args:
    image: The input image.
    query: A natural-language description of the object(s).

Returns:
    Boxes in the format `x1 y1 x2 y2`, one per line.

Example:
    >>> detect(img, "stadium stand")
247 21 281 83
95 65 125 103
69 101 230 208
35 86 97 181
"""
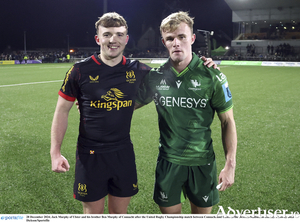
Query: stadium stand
223 0 300 61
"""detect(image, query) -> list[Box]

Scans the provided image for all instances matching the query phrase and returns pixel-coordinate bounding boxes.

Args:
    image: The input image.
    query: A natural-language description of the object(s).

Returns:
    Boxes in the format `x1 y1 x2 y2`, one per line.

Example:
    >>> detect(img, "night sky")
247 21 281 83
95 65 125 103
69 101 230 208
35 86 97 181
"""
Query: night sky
0 0 233 52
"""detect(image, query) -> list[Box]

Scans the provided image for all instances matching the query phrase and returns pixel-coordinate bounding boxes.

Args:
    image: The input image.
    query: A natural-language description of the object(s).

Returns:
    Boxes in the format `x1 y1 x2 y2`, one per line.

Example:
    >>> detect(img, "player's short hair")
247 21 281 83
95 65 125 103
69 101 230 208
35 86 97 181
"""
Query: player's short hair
95 12 128 34
160 11 194 35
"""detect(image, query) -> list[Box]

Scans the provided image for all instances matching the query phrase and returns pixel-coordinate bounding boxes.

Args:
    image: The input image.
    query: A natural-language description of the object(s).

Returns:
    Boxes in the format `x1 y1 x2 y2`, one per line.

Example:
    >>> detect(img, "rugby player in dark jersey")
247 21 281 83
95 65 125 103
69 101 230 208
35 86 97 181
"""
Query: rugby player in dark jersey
51 12 218 214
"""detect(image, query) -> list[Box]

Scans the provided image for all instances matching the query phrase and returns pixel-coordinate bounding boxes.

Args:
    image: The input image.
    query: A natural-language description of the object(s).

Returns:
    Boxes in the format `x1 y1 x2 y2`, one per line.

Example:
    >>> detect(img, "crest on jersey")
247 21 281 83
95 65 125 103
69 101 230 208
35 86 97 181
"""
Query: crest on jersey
126 70 136 83
189 79 202 91
191 79 201 87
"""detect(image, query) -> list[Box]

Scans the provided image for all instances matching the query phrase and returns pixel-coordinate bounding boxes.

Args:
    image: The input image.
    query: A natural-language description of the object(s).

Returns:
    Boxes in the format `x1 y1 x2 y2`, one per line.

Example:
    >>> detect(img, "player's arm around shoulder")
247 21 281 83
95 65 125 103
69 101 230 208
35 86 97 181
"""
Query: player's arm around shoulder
50 96 74 173
217 108 237 191
201 56 220 70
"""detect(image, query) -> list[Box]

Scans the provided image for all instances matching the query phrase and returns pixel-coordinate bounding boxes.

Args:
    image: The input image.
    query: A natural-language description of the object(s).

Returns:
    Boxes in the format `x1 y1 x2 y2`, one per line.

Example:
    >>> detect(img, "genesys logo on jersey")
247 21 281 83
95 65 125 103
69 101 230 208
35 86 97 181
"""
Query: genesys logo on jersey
126 70 136 83
90 88 132 111
153 93 208 109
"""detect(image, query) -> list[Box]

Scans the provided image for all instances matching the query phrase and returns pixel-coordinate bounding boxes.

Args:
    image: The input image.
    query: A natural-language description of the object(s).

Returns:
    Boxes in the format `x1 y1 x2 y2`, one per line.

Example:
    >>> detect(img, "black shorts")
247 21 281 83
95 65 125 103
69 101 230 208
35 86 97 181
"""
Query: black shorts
73 144 138 202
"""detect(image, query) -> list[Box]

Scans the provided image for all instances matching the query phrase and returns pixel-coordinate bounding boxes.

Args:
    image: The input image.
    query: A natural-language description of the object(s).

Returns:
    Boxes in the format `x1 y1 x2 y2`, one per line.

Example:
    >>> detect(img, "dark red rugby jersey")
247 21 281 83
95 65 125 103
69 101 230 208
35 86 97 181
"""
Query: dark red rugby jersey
58 53 151 152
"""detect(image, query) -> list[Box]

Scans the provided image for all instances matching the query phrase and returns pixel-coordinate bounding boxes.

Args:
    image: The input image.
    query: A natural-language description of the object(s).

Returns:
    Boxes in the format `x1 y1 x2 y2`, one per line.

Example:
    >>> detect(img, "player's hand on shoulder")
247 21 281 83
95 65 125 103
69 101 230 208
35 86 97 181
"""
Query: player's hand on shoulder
201 56 220 70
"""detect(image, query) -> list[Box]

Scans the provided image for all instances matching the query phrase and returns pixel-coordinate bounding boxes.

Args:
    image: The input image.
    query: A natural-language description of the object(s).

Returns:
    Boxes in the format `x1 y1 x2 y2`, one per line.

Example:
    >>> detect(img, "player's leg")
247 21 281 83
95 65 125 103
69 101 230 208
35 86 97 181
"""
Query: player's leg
73 150 109 213
107 145 138 214
82 198 105 214
190 201 212 214
108 195 131 214
153 157 188 214
185 159 219 214
159 203 182 214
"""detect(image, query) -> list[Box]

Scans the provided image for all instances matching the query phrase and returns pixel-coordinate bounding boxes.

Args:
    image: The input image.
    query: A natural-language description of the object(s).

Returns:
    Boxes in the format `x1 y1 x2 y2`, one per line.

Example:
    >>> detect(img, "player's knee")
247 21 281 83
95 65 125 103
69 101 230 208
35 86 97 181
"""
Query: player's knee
159 204 182 214
82 200 105 214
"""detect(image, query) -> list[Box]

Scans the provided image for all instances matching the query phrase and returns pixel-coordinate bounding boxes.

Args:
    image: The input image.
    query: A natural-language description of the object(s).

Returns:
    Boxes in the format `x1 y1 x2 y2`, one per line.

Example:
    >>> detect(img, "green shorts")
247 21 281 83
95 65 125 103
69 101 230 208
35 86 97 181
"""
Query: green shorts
153 157 219 208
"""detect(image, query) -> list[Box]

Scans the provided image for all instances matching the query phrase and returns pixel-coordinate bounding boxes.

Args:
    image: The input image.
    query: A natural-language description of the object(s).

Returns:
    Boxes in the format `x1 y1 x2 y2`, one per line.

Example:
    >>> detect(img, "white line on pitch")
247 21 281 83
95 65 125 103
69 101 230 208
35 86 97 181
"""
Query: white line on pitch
0 80 62 88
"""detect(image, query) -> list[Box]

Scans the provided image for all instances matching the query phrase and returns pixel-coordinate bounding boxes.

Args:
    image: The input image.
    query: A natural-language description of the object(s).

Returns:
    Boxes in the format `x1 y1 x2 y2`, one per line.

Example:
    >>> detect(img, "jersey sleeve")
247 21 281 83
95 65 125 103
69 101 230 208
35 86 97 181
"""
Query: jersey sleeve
135 70 154 105
58 65 79 102
211 71 233 114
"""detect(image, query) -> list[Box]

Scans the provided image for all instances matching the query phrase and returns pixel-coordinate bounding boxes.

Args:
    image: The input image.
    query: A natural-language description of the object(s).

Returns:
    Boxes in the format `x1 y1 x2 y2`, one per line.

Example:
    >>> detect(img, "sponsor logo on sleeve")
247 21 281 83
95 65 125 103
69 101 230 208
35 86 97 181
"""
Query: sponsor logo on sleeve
222 82 232 102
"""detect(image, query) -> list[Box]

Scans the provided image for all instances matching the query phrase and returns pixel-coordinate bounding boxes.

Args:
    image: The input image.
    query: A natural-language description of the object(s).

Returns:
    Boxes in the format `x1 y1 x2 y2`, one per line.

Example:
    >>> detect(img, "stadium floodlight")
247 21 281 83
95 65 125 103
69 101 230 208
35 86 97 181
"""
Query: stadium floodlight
197 29 213 57
197 29 214 36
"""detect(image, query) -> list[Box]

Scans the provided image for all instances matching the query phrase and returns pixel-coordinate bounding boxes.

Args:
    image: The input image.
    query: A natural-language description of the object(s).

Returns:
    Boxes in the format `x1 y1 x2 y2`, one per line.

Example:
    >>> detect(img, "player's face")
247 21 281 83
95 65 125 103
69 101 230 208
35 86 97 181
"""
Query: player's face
95 26 129 61
161 22 195 65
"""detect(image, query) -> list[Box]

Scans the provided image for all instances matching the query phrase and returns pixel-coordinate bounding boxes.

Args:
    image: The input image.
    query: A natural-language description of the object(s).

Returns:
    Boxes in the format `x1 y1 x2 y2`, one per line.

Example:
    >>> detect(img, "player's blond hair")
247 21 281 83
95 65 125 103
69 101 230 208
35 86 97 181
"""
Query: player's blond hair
160 11 194 35
95 12 128 34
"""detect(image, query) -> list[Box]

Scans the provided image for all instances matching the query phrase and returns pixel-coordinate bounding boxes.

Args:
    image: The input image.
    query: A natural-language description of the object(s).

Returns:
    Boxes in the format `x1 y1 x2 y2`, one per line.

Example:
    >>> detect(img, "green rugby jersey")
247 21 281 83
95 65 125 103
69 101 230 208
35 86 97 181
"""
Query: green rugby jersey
136 53 233 166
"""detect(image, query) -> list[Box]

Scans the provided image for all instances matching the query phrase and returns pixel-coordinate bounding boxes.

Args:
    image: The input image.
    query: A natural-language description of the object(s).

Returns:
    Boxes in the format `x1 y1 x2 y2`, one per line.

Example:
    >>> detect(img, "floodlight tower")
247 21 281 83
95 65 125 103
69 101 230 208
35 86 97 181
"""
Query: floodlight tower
197 29 214 57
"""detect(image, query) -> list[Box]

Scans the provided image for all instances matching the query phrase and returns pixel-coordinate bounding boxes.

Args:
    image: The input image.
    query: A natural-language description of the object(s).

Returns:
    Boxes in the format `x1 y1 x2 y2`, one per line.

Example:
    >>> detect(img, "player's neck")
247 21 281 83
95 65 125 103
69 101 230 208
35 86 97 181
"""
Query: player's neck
171 55 192 73
98 54 123 67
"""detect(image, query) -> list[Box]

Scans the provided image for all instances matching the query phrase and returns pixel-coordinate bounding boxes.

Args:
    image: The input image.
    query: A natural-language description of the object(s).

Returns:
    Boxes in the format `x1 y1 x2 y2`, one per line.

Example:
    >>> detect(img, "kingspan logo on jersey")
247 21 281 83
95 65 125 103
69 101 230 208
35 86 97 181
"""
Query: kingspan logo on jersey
156 79 170 90
90 88 132 111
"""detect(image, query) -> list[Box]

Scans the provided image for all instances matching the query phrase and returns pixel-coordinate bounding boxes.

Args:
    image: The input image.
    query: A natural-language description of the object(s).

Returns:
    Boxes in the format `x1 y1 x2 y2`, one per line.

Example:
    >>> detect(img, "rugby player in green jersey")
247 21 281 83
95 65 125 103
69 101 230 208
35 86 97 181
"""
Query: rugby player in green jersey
135 11 237 214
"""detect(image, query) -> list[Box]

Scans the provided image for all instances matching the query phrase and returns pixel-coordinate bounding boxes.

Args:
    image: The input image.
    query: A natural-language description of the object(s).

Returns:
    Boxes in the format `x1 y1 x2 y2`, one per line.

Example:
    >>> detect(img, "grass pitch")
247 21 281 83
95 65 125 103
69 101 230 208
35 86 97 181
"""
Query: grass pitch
0 63 299 214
